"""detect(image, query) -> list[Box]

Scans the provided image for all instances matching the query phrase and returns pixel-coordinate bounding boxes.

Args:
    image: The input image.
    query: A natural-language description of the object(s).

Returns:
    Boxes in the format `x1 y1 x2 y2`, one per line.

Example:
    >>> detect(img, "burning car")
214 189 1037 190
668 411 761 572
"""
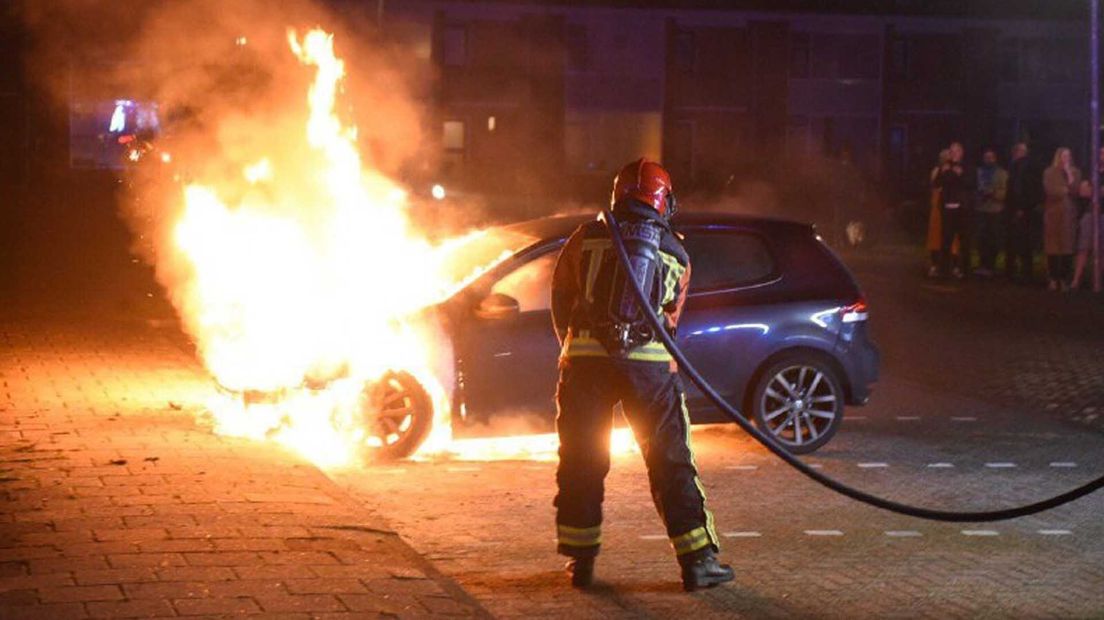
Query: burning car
370 211 880 458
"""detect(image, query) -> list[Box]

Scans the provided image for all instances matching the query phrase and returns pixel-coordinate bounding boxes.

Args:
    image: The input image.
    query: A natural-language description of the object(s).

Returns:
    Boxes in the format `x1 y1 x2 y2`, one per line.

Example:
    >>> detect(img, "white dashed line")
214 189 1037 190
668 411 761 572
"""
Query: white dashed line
950 416 978 422
847 415 867 421
961 530 1000 537
895 416 922 421
726 465 758 471
723 531 762 538
984 462 1017 469
885 530 923 538
639 534 668 541
926 462 955 468
446 467 482 473
1050 462 1078 468
857 462 889 469
803 530 844 537
807 463 823 469
1037 529 1073 536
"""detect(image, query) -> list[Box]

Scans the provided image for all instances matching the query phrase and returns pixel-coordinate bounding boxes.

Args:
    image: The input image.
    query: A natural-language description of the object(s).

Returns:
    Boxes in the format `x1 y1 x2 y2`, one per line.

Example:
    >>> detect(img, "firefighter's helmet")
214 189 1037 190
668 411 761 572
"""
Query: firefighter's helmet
611 158 677 218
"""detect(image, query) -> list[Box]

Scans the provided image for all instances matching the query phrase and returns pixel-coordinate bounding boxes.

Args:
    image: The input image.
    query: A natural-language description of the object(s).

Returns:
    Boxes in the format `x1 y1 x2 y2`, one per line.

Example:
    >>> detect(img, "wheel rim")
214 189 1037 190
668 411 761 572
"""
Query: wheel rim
360 372 418 449
759 364 838 447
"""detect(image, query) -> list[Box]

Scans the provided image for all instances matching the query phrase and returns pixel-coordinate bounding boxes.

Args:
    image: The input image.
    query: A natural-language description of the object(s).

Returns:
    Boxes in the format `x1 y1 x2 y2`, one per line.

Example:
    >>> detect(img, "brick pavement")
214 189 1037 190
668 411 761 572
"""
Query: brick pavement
0 316 486 619
843 246 1104 433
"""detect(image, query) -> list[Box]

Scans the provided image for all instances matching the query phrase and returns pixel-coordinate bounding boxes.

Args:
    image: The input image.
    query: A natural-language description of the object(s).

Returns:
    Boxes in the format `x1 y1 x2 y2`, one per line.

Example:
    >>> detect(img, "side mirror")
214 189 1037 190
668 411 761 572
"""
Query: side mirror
475 292 520 320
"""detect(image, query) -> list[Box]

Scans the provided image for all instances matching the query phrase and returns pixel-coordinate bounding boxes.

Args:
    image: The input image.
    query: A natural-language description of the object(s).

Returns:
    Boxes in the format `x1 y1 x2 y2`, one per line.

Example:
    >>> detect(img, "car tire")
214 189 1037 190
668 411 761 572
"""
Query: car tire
749 355 844 454
356 370 433 462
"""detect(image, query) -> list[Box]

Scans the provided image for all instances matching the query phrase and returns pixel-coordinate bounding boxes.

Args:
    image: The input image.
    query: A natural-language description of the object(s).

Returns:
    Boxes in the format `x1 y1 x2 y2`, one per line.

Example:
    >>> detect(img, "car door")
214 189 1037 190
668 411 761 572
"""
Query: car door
674 226 781 419
453 247 563 434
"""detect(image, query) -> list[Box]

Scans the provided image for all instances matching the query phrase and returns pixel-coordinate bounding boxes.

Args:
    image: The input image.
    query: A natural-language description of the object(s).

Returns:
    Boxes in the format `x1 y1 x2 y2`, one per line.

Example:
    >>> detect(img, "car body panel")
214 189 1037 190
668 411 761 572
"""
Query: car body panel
444 213 879 437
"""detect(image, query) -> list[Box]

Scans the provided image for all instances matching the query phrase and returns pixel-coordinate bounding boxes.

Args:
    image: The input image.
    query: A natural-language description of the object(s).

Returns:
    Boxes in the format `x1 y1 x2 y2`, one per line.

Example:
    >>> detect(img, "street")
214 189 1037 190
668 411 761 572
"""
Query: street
2 246 1104 619
333 250 1104 618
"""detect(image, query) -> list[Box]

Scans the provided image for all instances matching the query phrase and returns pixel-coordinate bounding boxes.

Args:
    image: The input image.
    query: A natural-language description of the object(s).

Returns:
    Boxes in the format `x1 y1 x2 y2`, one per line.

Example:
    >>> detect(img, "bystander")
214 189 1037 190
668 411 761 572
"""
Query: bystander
974 148 1007 278
933 142 973 279
1004 142 1039 283
1042 147 1080 292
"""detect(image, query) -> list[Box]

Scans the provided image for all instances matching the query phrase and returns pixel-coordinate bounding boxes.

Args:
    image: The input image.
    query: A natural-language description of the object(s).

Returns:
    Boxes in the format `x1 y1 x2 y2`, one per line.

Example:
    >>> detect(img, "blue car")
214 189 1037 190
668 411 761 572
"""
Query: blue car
367 212 879 459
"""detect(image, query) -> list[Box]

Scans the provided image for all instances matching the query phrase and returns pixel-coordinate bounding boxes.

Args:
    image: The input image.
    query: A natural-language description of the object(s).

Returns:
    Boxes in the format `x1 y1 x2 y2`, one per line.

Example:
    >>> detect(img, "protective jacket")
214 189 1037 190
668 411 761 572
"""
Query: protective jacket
551 200 692 370
550 200 719 562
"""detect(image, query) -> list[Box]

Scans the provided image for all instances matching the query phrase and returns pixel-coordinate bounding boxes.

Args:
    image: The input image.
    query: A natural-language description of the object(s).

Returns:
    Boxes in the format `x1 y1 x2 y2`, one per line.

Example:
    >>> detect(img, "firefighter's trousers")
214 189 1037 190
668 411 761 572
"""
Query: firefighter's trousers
554 356 719 560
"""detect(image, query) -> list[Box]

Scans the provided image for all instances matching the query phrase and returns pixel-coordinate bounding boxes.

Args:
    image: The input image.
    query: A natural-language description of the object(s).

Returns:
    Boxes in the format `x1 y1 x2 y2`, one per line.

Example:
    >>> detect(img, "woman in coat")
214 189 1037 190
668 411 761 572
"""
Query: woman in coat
1042 147 1080 291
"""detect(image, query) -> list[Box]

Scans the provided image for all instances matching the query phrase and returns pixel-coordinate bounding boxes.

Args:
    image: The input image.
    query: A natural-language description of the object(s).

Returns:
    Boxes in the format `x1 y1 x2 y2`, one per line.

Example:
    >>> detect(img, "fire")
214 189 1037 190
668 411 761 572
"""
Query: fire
158 28 638 468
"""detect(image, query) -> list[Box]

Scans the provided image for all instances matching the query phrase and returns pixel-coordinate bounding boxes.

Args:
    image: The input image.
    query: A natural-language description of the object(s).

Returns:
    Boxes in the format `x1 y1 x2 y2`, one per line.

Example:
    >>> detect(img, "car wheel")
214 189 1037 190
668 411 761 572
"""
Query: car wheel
356 370 433 462
750 356 844 454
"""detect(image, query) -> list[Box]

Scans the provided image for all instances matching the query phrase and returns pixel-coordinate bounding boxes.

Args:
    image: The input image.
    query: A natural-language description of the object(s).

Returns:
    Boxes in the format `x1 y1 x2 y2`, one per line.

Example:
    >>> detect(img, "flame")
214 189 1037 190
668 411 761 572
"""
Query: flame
159 28 638 469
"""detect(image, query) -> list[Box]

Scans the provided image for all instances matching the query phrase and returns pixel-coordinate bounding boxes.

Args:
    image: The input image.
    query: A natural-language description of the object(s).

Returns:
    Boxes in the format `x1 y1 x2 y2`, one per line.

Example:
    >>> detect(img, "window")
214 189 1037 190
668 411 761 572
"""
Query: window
443 26 467 67
566 25 589 71
682 231 775 292
790 32 810 78
443 120 465 151
490 253 556 312
673 30 696 74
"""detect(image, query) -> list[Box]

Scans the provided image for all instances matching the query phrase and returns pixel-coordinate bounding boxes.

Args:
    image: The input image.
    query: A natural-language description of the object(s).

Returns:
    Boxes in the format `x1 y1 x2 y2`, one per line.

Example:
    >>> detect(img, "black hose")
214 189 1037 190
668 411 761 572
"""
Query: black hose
601 209 1104 522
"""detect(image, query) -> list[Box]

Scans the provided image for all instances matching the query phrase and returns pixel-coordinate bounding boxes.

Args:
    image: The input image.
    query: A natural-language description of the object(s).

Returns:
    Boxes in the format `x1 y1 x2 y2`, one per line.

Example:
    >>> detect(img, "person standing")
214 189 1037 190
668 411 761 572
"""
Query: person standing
1042 147 1081 291
550 159 732 591
1004 142 1039 283
974 148 1008 278
933 142 973 279
926 149 950 277
1071 146 1104 290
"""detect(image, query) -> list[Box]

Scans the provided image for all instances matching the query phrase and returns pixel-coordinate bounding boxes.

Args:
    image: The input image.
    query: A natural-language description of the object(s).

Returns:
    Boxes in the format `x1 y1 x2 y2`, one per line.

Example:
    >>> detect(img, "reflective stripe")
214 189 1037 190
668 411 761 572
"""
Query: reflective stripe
658 251 685 306
671 526 711 555
562 333 672 362
558 524 601 547
680 392 720 552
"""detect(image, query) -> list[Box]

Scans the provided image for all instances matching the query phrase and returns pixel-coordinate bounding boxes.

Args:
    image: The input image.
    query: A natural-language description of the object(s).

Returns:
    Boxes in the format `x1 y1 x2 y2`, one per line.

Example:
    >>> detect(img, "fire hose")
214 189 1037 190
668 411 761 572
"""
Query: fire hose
600 208 1104 522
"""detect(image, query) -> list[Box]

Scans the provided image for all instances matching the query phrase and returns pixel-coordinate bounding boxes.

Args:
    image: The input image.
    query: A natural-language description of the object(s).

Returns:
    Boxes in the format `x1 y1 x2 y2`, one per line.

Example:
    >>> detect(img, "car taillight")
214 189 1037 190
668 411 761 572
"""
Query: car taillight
840 298 868 323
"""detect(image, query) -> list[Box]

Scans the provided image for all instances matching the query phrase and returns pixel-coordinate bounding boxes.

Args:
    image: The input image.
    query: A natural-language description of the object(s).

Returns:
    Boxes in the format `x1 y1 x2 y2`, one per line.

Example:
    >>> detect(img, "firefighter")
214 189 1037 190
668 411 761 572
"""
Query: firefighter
551 158 734 591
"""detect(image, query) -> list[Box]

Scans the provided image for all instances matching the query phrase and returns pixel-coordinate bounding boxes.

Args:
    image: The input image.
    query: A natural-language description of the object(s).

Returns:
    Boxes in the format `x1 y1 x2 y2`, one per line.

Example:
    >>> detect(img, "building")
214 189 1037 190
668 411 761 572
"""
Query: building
391 1 1091 209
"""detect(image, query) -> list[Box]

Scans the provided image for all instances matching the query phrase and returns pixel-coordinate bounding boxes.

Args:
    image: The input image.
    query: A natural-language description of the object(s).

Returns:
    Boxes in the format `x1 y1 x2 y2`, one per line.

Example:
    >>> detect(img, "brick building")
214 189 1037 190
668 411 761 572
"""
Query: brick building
392 1 1091 207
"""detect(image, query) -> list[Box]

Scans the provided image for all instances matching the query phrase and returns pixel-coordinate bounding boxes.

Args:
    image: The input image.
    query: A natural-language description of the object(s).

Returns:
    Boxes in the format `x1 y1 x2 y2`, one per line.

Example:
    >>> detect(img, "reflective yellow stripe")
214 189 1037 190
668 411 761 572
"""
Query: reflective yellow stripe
562 333 672 362
671 526 711 555
658 251 685 306
681 392 720 552
558 524 601 547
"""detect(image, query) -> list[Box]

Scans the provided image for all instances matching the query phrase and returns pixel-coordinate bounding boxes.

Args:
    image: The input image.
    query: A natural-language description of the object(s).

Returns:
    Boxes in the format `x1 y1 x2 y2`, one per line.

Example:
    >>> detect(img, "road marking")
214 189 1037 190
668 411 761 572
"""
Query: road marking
446 467 482 472
806 463 823 469
726 465 758 471
639 534 668 541
961 530 999 536
492 352 513 358
895 416 922 421
1050 462 1078 468
723 531 762 538
847 415 867 421
950 416 978 422
380 469 407 475
926 462 955 468
885 530 923 537
1038 529 1073 536
803 530 844 536
984 462 1017 469
1046 403 1058 410
857 462 889 469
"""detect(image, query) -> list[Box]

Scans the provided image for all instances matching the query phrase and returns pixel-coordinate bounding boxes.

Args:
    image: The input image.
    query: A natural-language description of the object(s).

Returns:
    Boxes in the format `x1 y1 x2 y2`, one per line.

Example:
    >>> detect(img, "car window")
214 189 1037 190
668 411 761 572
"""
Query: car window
489 252 556 312
681 230 775 292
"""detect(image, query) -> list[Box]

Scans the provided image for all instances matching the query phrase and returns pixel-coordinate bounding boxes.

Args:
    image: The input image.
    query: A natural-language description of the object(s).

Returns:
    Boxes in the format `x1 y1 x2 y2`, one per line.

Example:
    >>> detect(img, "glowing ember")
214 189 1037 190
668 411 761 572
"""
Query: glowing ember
155 28 639 468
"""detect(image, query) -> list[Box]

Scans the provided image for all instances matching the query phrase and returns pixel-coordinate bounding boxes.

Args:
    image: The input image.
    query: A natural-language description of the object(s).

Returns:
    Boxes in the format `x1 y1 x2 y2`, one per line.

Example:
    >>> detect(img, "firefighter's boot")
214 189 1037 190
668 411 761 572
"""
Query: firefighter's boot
564 557 595 588
679 550 734 592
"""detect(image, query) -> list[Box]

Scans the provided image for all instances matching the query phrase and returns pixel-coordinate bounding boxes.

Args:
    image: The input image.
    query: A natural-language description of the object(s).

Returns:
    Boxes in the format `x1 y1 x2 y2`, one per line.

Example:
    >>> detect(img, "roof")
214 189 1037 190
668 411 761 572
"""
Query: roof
502 211 814 243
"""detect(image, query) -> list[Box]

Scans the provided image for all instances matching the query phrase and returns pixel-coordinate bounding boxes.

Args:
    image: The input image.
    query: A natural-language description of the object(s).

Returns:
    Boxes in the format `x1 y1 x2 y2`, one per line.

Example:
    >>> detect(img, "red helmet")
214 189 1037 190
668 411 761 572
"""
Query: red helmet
611 158 677 217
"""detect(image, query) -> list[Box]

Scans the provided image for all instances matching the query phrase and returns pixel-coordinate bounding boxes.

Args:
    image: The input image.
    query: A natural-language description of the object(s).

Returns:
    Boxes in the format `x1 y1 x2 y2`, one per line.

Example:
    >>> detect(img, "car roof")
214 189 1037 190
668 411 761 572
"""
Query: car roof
502 211 815 242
